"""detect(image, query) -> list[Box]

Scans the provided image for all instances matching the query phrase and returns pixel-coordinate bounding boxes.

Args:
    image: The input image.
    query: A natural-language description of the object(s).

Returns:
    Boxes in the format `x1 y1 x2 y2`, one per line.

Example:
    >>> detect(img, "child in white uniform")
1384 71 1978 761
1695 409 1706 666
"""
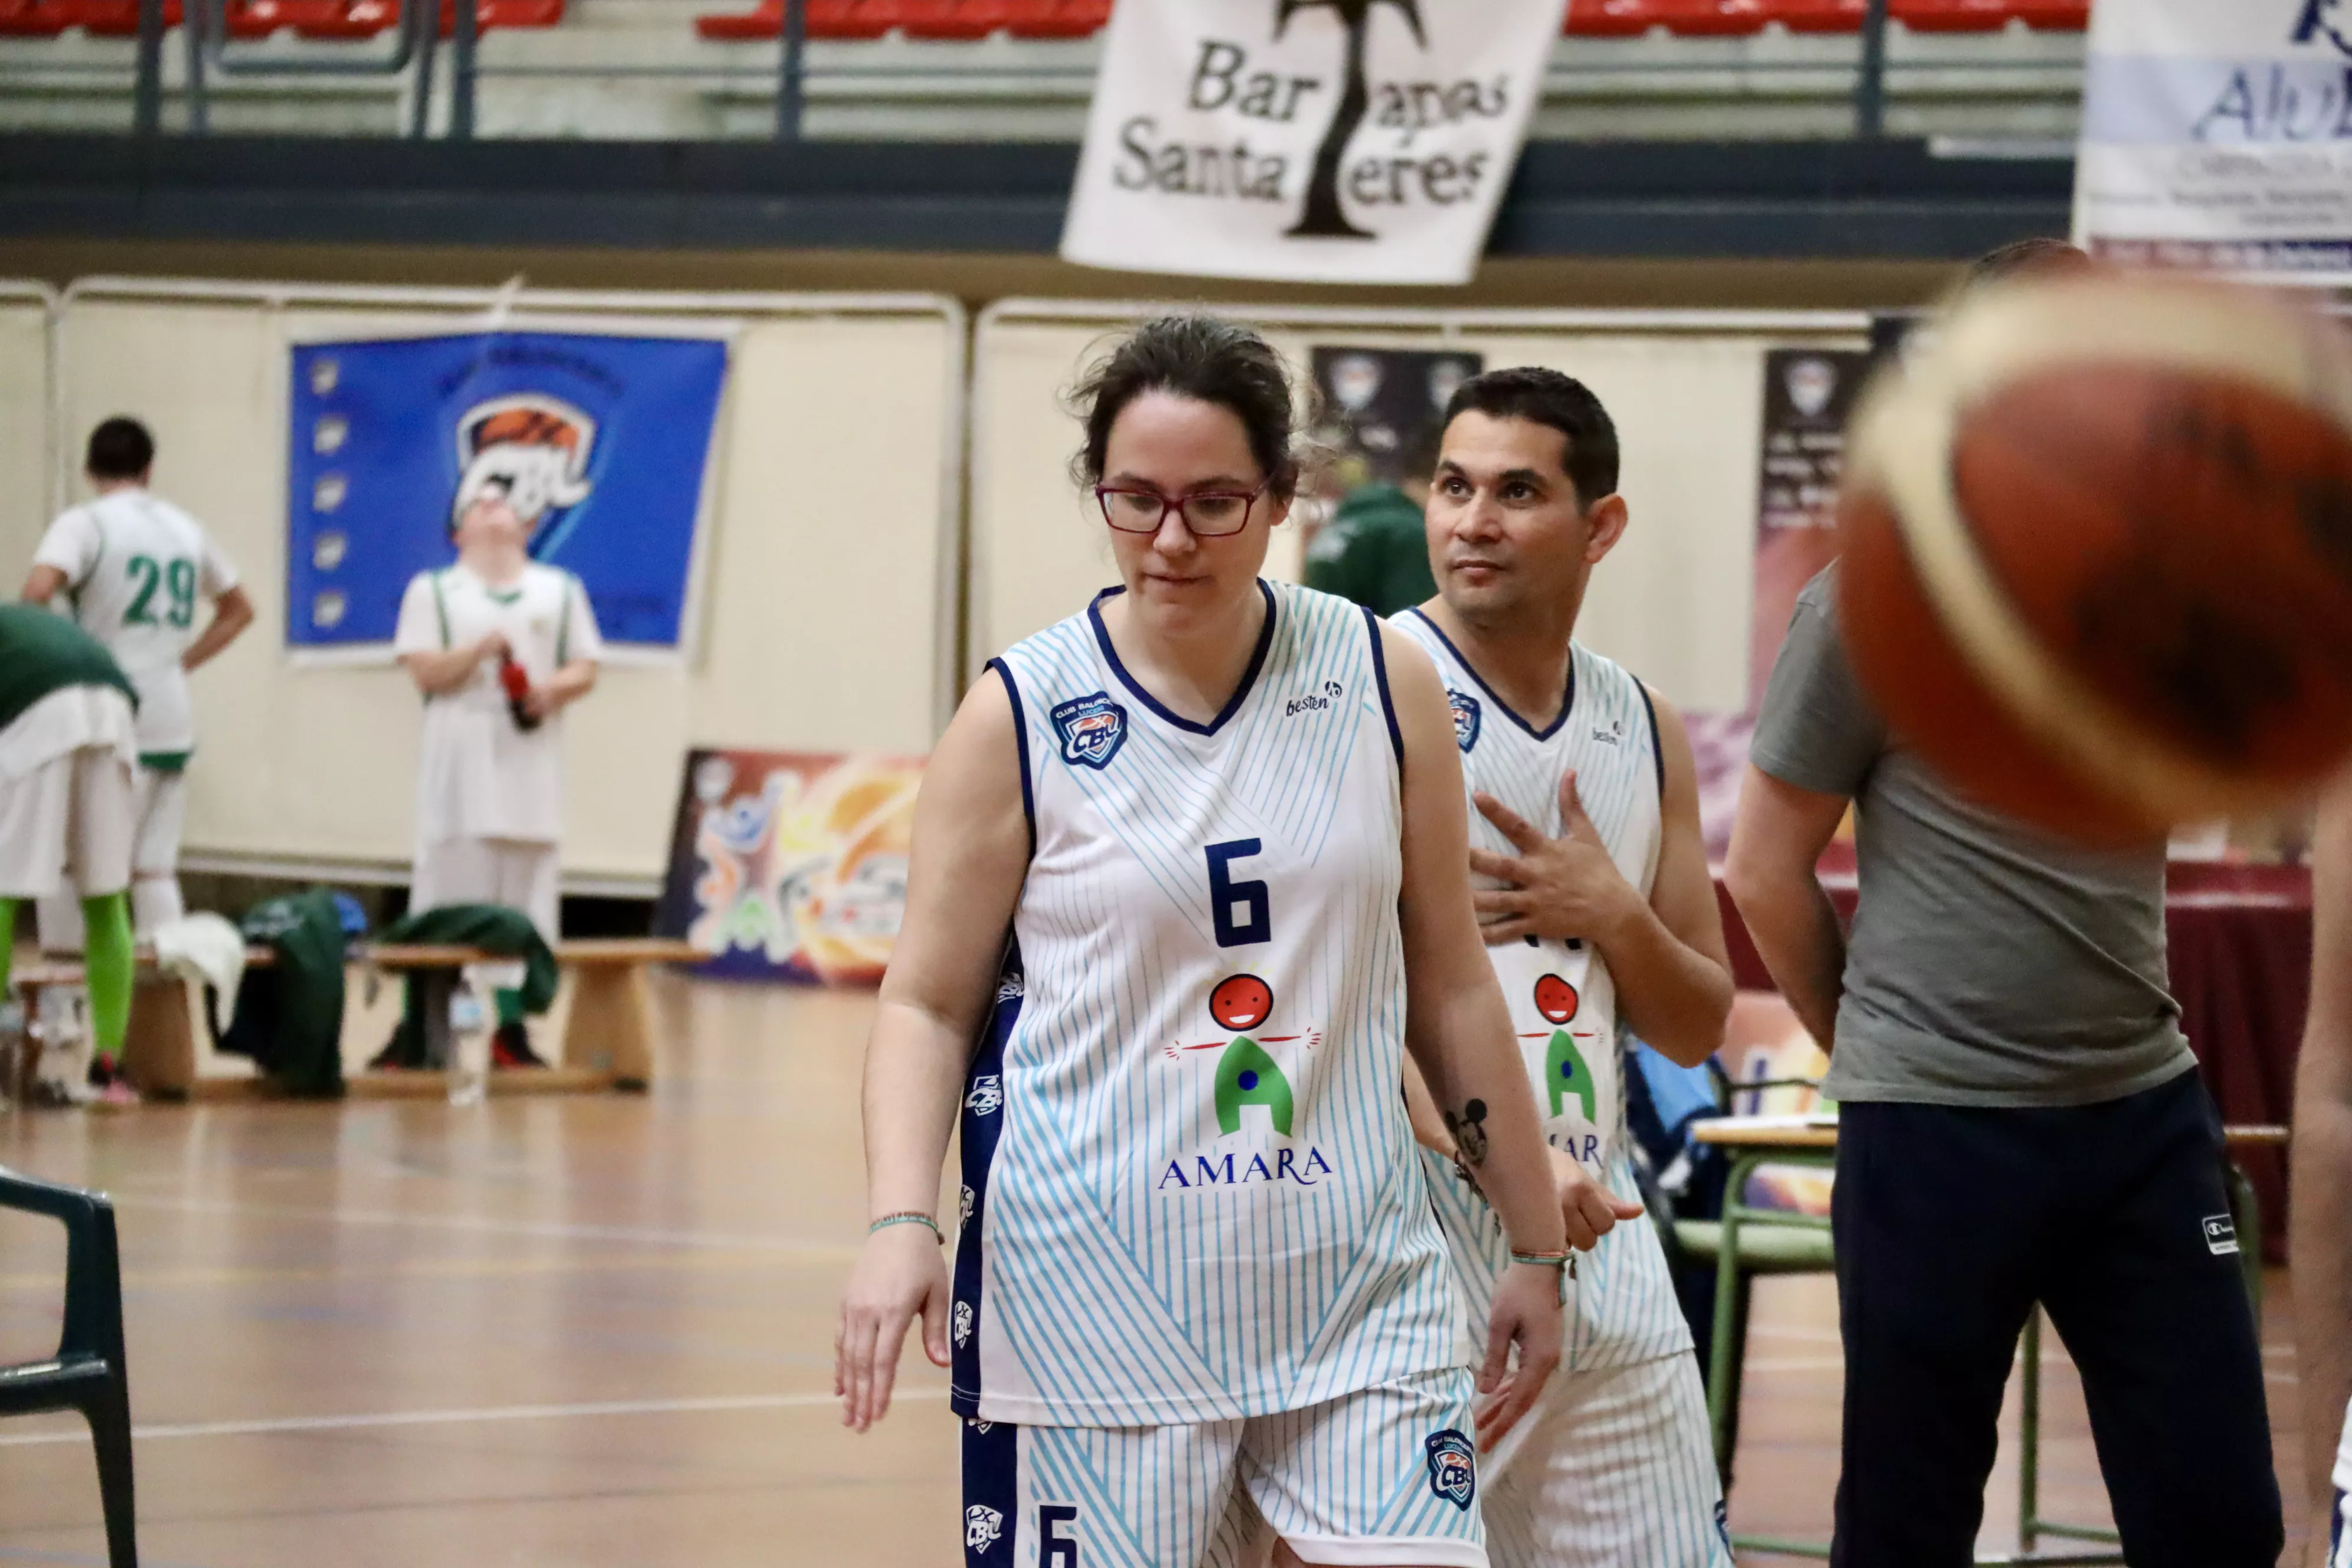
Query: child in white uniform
391 490 600 1065
22 417 254 942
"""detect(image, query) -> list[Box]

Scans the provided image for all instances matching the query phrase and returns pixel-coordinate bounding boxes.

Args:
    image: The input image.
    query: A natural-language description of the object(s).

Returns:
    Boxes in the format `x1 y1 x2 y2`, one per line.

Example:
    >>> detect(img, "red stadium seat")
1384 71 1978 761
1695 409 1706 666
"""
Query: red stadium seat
695 0 894 41
1004 0 1105 38
0 0 75 33
895 0 1001 39
1564 0 1652 35
293 0 393 38
68 0 183 32
1768 0 1864 30
1890 0 2011 32
1664 0 1772 35
437 0 560 31
694 0 774 38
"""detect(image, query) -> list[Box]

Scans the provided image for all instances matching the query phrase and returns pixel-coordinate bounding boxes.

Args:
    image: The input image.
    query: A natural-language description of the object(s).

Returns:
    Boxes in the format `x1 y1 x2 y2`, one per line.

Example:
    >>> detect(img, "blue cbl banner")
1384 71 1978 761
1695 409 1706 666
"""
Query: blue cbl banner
285 329 729 652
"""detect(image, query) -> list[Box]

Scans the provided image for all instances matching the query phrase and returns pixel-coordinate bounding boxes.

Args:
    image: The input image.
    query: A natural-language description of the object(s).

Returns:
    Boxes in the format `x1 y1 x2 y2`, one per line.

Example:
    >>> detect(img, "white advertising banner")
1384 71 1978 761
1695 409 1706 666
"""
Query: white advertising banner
2073 0 2352 282
1060 0 1567 286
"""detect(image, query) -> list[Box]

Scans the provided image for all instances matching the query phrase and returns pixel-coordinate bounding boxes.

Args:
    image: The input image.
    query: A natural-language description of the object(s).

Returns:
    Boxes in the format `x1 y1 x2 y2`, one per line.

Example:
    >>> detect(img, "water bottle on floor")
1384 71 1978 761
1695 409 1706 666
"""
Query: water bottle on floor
448 971 491 1107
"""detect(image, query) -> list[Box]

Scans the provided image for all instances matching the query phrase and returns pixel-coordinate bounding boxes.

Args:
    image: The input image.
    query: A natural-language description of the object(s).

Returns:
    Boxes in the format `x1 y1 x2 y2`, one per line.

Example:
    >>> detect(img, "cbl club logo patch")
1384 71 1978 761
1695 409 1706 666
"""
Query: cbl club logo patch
1447 689 1481 752
2203 1213 2241 1256
963 1504 1004 1553
1053 692 1129 770
1425 1429 1476 1510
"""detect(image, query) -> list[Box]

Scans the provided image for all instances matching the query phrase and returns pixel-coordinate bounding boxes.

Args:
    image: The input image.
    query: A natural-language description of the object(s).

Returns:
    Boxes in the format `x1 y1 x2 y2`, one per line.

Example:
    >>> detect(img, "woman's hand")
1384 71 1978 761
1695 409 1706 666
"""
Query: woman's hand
1474 1259 1566 1451
1553 1146 1645 1252
835 1223 952 1432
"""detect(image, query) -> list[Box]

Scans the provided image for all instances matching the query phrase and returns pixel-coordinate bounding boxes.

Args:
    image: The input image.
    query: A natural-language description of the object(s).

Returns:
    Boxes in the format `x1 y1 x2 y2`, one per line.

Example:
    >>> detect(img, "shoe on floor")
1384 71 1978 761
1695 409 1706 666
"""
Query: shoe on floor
368 1033 420 1072
492 1021 548 1069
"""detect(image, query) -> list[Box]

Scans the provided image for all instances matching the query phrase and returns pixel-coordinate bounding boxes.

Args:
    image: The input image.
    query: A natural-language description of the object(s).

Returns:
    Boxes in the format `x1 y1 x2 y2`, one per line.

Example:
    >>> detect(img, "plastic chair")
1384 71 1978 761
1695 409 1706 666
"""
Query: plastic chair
0 1166 138 1568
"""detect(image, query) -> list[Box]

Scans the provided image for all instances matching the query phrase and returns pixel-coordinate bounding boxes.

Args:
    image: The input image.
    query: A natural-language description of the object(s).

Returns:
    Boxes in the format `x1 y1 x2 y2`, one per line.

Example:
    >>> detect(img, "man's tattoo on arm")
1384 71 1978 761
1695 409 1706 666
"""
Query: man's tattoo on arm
1443 1099 1490 1171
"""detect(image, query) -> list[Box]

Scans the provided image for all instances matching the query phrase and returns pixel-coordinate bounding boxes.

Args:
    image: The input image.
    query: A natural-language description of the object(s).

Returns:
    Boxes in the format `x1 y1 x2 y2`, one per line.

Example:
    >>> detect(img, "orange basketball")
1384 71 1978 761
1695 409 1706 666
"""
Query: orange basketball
1836 276 2352 844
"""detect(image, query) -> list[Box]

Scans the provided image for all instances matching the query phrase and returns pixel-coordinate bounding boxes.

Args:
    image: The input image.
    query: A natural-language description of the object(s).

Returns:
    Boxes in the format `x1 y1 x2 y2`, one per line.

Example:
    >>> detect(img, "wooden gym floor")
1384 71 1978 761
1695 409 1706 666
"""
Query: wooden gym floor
0 979 2321 1566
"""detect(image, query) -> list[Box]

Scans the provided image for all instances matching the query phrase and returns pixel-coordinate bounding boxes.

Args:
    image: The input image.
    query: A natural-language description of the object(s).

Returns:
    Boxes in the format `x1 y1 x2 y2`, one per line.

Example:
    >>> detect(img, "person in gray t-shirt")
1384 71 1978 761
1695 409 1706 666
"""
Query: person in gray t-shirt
1726 552 2280 1566
1743 566 2193 1108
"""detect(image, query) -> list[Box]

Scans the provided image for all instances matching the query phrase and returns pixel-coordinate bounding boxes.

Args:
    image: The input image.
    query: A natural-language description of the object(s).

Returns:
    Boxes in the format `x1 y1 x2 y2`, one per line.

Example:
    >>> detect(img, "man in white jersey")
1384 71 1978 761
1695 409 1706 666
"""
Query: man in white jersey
389 482 600 1067
2296 780 2352 1568
1393 368 1738 1567
21 417 254 942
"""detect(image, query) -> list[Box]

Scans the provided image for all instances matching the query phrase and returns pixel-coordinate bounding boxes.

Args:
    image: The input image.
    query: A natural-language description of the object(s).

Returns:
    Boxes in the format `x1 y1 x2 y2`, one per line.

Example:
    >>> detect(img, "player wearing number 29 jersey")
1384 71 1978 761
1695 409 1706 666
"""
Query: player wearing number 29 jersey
33 488 238 766
963 579 1458 1425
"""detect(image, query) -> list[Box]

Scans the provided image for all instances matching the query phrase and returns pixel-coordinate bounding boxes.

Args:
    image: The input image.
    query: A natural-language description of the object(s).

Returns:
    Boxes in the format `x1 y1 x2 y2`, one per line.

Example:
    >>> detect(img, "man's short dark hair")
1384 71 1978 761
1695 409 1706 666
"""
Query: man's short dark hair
84 417 154 480
1968 237 2095 286
1439 367 1619 508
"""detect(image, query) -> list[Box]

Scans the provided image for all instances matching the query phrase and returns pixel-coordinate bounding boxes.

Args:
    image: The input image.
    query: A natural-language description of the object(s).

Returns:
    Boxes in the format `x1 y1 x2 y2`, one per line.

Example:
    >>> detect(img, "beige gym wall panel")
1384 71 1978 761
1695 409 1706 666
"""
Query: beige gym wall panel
970 302 1866 716
0 286 57 574
55 283 961 888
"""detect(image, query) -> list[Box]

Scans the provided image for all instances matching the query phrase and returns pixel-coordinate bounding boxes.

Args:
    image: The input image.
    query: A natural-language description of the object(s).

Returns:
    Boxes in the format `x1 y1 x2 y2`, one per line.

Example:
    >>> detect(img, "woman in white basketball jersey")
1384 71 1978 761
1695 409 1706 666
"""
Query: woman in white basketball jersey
837 316 1573 1568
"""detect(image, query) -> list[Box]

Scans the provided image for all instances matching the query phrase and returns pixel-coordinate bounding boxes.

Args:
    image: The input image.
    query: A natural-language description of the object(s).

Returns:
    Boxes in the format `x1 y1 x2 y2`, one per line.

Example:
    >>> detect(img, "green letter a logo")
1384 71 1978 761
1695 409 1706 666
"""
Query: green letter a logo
1546 1030 1596 1122
1214 1037 1294 1136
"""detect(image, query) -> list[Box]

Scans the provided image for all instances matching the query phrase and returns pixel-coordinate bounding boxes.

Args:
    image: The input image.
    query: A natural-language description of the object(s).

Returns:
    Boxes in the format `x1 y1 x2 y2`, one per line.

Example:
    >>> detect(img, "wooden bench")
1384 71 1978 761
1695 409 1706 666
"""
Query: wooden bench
8 937 701 1101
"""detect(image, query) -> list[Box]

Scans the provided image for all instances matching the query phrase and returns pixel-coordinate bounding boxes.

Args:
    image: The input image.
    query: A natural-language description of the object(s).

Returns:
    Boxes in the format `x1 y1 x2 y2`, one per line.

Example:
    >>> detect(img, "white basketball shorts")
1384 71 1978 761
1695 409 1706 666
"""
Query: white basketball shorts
0 745 136 901
1477 1352 1732 1568
962 1367 1487 1568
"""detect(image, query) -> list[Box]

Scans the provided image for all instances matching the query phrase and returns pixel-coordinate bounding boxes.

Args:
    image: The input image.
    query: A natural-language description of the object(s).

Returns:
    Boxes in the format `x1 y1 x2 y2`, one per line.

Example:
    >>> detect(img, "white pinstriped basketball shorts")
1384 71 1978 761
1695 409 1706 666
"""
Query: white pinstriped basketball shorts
959 1367 1487 1568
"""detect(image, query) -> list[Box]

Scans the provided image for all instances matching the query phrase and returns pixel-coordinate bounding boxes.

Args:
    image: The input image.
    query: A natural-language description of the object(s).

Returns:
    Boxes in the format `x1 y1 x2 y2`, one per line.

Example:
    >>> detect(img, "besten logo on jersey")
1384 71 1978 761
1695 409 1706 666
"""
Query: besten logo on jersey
1284 678 1344 717
1051 692 1130 770
1158 975 1337 1190
1425 1429 1477 1510
1447 688 1481 752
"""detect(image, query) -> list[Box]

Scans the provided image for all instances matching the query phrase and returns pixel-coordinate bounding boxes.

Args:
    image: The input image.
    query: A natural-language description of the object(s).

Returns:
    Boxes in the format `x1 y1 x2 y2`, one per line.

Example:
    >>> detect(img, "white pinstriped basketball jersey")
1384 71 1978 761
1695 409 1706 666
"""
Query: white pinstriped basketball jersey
1392 609 1693 1370
954 580 1460 1427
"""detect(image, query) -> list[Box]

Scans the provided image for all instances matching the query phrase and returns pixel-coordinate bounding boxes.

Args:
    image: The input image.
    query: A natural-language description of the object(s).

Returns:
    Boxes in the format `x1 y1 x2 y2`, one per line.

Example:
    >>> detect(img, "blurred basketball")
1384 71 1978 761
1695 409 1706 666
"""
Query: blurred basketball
1836 275 2352 844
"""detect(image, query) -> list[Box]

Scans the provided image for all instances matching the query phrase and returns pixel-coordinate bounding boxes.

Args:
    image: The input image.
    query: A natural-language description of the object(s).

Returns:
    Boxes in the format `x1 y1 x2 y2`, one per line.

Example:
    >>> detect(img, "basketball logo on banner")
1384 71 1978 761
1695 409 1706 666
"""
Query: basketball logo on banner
286 329 729 653
1061 0 1569 285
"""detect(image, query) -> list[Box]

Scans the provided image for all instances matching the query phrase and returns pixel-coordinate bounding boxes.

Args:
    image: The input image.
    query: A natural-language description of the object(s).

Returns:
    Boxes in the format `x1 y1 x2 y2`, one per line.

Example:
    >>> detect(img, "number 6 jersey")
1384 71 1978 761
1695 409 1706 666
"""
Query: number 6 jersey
956 579 1459 1427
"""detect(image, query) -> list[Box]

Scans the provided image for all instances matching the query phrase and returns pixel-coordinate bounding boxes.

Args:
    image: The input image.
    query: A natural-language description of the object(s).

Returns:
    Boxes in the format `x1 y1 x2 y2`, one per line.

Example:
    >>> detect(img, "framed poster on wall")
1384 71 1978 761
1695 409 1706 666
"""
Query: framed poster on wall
284 327 729 657
653 748 925 986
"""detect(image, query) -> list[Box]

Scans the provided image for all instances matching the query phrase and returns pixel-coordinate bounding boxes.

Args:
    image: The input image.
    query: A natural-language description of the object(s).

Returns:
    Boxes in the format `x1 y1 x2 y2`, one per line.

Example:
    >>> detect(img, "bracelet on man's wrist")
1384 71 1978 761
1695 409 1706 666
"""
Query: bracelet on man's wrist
870 1211 944 1243
1508 1249 1570 1268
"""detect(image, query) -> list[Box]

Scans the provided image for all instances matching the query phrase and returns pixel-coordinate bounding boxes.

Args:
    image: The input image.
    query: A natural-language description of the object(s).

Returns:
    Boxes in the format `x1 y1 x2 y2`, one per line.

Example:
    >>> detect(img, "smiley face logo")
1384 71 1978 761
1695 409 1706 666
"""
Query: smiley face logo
1211 974 1273 1032
1534 974 1579 1025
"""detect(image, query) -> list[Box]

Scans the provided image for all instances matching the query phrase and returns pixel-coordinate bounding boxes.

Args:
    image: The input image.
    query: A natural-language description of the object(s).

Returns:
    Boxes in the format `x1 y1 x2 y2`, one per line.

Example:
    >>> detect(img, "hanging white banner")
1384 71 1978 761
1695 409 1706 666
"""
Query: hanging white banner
2073 0 2352 283
1060 0 1567 286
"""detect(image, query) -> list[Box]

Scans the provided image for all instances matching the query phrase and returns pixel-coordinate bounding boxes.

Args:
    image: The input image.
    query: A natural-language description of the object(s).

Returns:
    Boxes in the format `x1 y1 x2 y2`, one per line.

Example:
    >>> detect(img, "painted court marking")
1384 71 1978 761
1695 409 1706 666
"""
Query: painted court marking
0 1387 948 1448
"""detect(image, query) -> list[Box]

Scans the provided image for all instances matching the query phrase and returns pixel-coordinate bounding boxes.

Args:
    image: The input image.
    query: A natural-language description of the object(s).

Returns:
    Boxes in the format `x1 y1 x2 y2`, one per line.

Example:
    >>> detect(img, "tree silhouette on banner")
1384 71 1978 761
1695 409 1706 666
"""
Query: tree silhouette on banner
1277 0 1426 240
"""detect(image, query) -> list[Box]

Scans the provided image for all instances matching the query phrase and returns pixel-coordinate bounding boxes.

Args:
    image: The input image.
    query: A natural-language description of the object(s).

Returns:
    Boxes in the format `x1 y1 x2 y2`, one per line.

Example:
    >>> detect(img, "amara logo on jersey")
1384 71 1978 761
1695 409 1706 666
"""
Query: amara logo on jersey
1053 692 1129 770
1158 974 1337 1190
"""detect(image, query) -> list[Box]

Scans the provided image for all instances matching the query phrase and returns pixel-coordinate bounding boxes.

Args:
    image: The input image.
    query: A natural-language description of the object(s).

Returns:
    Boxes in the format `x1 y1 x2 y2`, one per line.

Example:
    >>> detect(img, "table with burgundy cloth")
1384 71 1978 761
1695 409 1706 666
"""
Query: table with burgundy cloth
1713 861 2311 1262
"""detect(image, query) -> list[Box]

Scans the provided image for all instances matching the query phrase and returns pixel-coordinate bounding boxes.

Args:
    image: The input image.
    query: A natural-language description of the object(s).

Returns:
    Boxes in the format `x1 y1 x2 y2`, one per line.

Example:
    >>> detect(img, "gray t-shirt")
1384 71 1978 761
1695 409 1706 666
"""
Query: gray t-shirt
1747 568 2194 1108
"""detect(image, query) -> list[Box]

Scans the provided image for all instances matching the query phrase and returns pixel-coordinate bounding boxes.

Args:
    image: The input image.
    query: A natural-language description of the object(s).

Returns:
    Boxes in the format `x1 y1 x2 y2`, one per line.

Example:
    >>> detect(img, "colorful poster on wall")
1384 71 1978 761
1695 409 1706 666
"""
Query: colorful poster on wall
285 328 729 654
2073 0 2352 283
1061 0 1569 285
652 749 924 986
